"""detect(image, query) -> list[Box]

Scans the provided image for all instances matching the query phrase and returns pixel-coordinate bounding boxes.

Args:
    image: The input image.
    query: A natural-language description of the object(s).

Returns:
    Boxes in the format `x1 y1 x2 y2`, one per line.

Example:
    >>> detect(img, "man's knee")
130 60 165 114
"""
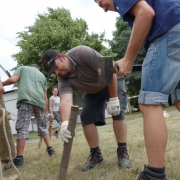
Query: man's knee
139 104 147 112
139 104 159 114
174 100 180 111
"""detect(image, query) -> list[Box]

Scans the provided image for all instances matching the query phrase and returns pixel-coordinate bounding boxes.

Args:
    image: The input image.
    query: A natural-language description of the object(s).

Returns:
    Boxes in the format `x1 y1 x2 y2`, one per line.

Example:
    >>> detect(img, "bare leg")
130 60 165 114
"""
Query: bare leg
83 123 99 148
113 119 127 143
17 139 26 156
42 134 51 147
174 100 180 111
140 104 167 167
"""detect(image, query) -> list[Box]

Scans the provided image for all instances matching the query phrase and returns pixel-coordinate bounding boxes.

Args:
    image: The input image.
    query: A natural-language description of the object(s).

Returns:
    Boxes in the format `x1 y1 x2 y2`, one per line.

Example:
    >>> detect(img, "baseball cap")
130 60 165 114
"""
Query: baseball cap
41 50 59 76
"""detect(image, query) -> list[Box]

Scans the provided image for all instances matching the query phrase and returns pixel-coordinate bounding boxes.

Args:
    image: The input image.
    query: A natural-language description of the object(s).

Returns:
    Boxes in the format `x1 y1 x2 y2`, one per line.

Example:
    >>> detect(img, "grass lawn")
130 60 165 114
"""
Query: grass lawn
14 105 176 141
4 106 180 180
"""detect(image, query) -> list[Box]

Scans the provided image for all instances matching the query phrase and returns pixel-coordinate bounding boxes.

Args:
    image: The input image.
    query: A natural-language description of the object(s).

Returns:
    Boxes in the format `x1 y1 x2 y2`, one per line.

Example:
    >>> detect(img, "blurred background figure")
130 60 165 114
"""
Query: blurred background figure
49 86 61 138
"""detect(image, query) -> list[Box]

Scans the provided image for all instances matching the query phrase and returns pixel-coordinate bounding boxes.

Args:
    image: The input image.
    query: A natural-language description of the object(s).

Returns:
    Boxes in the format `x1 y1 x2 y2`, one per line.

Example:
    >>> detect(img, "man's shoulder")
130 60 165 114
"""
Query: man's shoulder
66 45 96 56
16 66 34 72
66 45 101 64
19 66 46 79
15 66 28 75
18 66 30 69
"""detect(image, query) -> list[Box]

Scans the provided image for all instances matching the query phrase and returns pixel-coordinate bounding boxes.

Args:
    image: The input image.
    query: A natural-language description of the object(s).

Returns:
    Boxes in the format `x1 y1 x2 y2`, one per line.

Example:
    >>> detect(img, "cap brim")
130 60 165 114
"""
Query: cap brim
47 61 56 76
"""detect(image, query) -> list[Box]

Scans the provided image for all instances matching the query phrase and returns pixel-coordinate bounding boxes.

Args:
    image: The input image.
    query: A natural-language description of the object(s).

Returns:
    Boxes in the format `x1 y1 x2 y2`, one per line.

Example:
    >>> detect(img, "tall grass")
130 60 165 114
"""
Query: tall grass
3 108 180 180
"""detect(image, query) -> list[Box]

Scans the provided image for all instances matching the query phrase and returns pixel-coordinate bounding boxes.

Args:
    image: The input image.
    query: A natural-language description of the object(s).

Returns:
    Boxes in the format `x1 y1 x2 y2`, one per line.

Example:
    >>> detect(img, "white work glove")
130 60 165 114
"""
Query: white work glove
45 113 49 120
60 121 72 145
163 111 169 119
107 97 120 116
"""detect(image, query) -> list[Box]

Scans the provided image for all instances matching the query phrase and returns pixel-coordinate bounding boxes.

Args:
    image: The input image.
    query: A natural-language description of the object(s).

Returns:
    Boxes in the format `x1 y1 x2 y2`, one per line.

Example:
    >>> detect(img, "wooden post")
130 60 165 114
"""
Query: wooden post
0 97 16 163
126 94 132 114
48 120 53 139
38 137 42 149
58 105 79 180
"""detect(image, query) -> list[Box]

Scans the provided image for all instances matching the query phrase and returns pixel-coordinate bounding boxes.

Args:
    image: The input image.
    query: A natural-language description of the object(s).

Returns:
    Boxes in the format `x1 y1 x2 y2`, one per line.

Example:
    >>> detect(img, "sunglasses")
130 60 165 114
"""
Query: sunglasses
42 55 58 71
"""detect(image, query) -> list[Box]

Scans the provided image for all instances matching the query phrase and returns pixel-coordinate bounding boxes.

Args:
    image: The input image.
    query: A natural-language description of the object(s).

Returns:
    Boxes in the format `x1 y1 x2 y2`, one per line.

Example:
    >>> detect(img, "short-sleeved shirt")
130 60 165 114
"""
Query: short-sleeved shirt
113 0 180 50
14 66 47 109
49 96 60 111
58 45 108 96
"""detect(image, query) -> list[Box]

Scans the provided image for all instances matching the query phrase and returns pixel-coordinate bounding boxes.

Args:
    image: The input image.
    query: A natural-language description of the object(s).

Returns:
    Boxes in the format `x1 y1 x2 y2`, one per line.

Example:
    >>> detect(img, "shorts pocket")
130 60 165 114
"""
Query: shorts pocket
168 30 180 61
119 89 127 111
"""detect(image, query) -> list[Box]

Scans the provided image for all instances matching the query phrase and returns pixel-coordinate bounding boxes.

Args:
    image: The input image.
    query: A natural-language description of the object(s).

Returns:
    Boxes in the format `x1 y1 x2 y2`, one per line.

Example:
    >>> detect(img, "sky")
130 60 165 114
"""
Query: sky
0 0 119 91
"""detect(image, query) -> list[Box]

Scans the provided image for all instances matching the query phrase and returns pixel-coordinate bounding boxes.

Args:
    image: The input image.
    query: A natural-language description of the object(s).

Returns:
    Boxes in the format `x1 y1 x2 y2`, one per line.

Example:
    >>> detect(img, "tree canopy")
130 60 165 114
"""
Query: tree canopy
12 7 110 96
12 8 147 109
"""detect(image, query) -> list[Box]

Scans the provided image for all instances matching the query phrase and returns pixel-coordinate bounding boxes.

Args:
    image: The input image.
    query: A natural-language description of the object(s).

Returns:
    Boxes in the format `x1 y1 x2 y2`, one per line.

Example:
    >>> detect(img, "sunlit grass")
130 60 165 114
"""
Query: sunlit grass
17 106 176 140
4 106 180 180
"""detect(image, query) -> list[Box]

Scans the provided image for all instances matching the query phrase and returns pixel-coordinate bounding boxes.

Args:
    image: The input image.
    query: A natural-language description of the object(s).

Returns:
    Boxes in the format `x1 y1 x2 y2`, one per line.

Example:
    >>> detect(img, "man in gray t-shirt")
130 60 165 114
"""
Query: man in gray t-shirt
41 45 132 171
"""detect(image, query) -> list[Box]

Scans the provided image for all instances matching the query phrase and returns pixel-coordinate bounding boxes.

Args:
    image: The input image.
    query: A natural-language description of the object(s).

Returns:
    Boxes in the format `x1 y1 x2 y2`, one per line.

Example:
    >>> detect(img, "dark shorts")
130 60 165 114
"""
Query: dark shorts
80 77 127 126
16 102 49 139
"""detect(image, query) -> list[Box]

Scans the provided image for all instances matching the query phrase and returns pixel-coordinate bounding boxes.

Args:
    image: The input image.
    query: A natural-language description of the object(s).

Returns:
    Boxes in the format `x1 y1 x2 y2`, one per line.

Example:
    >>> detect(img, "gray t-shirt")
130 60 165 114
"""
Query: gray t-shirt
58 45 107 96
50 96 60 111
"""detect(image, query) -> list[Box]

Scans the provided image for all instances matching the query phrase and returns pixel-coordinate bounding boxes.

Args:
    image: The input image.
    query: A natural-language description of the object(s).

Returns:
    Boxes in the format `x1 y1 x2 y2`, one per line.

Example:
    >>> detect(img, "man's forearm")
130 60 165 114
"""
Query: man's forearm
44 99 48 113
2 79 12 86
125 1 155 62
60 102 71 121
43 90 48 114
124 22 151 62
49 107 53 115
2 75 19 86
107 74 118 98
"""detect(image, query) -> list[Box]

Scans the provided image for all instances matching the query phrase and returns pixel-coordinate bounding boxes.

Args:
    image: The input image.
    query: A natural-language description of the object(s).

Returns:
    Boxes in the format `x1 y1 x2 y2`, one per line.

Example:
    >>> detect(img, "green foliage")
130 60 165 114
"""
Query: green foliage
12 7 109 97
109 17 146 110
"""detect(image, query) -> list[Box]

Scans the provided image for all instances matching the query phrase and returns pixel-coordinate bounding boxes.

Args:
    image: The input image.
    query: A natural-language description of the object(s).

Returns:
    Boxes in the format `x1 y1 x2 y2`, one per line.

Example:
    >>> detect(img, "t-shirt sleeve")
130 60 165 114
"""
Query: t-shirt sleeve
14 66 23 76
114 0 139 25
58 78 73 97
50 96 54 100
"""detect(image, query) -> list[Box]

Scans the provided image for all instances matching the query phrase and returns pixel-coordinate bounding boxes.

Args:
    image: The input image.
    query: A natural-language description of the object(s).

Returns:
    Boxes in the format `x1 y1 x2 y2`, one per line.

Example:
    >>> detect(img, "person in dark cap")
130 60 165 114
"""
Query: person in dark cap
41 45 132 172
2 64 55 169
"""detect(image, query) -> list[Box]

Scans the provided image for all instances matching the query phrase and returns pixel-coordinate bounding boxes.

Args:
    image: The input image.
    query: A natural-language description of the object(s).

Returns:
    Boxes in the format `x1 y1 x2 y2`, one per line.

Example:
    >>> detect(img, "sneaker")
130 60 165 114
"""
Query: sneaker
137 165 166 180
54 131 59 139
47 147 55 156
4 156 25 170
117 147 132 168
81 149 104 172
